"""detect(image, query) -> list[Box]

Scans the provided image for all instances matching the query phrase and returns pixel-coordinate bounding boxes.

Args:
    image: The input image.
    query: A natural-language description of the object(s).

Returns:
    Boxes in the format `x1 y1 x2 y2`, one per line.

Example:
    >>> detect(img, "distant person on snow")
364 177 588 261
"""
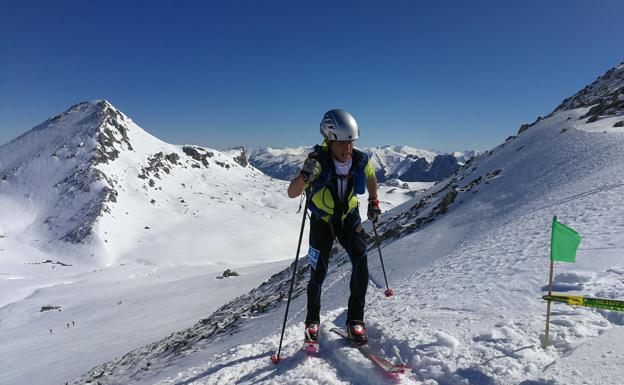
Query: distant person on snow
287 109 380 345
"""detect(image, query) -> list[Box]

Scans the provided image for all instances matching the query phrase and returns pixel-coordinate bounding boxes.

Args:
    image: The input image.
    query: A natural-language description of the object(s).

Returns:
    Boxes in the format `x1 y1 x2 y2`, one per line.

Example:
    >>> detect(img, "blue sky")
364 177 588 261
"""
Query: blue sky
1 0 623 152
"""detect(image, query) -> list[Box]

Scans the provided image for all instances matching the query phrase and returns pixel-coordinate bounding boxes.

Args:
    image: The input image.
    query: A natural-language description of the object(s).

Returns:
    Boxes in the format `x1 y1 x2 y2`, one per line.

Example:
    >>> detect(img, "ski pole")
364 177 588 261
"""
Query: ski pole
271 191 309 364
372 221 393 297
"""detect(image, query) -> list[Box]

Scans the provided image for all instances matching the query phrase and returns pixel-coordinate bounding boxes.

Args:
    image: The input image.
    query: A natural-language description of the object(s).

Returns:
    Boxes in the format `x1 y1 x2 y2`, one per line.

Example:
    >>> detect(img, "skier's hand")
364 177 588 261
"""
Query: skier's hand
367 197 381 223
300 156 318 183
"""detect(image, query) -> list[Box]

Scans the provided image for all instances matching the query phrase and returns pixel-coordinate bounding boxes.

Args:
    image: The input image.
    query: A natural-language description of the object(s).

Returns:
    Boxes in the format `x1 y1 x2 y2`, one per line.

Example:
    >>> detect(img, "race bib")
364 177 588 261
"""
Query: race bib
308 246 320 270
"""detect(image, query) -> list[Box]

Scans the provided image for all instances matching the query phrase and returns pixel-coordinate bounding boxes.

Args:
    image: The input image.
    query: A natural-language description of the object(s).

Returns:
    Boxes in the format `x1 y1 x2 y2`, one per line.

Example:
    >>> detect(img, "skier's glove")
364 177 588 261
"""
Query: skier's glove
300 157 318 183
367 197 381 223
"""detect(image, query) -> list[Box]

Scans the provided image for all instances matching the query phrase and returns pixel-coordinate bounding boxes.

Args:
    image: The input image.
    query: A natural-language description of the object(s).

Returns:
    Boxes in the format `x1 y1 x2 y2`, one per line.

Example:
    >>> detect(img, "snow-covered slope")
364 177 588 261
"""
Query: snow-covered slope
65 62 624 385
242 145 477 183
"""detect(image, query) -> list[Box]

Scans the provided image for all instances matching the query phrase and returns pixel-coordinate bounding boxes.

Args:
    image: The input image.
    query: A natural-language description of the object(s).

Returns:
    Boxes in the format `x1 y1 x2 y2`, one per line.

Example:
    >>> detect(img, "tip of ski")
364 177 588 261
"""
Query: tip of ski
330 327 412 377
304 340 319 354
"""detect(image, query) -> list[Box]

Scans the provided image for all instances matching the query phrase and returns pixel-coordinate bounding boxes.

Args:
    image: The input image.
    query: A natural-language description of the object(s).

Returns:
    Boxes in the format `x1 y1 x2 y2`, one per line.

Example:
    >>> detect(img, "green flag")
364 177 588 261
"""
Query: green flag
550 217 581 262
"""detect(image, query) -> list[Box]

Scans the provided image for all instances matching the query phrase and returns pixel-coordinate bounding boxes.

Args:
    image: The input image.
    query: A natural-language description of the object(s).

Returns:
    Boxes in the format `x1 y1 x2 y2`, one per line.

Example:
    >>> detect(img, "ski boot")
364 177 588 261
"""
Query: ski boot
347 320 368 345
304 322 320 353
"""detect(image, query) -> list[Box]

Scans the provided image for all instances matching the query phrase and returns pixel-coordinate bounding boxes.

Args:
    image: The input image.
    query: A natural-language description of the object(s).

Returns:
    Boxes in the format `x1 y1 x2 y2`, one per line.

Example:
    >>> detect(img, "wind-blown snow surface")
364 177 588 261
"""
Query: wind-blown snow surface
67 76 624 384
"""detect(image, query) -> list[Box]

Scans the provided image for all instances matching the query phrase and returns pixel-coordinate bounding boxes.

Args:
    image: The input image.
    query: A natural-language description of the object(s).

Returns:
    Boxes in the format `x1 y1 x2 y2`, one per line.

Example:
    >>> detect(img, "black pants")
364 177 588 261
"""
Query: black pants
306 210 369 324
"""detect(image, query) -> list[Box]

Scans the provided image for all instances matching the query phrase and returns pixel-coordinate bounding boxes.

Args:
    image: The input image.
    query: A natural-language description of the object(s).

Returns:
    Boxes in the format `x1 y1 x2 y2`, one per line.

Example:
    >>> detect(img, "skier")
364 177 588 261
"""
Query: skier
287 109 381 346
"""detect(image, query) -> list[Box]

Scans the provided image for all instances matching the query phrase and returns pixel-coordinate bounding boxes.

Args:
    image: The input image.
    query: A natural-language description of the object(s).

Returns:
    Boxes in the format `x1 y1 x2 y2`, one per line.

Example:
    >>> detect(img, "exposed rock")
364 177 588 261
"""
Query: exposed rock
40 305 62 312
93 102 135 165
51 165 118 243
434 190 458 214
458 176 482 192
217 269 240 279
182 146 213 167
139 152 175 180
230 147 249 167
165 153 180 164
517 116 544 135
61 187 116 243
553 62 624 123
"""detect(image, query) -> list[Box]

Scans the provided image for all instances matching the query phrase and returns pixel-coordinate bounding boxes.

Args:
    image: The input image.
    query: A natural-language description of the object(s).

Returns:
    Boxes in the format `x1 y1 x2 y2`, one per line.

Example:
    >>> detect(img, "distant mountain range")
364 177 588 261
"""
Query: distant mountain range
233 145 479 183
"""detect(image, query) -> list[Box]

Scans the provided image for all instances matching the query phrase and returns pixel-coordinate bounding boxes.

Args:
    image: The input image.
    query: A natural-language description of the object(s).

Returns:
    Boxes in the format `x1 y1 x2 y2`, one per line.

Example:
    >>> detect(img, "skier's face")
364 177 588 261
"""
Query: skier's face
330 140 354 163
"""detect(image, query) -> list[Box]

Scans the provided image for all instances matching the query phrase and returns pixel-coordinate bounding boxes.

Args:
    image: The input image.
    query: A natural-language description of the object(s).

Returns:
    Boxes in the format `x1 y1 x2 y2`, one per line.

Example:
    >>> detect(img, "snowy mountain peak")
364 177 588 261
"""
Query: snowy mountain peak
49 99 142 164
0 101 147 255
0 101 292 266
552 61 624 123
40 100 129 135
1 100 137 169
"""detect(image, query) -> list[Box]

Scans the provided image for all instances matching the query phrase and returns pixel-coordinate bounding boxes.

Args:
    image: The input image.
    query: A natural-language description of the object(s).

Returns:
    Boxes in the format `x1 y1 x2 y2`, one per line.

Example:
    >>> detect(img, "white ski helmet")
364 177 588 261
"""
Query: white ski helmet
320 109 360 141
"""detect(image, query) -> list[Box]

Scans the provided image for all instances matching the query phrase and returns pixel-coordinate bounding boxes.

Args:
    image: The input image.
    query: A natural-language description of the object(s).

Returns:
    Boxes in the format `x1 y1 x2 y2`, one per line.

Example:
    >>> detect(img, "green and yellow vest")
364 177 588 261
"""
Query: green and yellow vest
306 143 375 222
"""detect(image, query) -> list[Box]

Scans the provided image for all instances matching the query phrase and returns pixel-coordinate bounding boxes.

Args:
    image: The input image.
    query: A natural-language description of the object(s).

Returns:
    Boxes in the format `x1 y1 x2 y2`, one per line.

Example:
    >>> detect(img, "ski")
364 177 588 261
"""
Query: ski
330 327 411 376
303 324 320 354
303 339 319 354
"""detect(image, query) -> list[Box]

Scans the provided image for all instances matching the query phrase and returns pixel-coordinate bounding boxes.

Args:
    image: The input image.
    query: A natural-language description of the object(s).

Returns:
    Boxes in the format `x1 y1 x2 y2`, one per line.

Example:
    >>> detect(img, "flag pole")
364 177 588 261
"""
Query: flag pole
543 216 556 348
543 258 555 347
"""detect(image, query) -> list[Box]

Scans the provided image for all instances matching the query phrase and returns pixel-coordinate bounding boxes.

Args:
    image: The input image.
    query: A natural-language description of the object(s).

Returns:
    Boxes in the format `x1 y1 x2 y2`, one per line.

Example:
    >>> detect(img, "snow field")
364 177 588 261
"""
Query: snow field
0 261 294 385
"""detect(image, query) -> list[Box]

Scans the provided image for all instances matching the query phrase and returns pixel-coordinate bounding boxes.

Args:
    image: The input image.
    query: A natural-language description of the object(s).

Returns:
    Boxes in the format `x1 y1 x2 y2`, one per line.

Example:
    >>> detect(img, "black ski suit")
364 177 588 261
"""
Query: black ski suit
305 203 369 324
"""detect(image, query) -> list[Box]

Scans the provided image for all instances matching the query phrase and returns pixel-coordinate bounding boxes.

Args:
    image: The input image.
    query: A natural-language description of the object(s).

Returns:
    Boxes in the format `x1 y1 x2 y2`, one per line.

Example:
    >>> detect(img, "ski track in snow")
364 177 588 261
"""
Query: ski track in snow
156 309 421 385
